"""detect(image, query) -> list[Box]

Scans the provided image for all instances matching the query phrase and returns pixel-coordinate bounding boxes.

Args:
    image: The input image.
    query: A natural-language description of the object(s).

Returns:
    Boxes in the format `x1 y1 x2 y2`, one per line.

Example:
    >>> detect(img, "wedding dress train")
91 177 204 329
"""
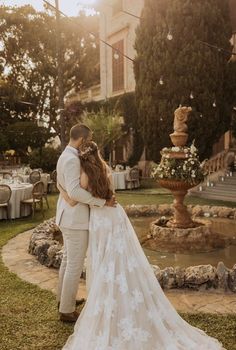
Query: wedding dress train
63 204 225 350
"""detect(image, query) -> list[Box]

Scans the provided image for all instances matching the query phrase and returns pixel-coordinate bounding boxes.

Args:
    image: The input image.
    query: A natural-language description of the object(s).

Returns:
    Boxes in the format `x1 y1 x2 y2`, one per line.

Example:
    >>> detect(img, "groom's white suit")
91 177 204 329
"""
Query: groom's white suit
56 145 105 313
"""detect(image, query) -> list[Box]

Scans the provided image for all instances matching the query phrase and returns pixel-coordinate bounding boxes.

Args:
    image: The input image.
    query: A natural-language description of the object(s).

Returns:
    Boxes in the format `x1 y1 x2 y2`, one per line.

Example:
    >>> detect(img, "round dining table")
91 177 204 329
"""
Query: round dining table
111 171 129 190
20 173 50 192
0 183 33 220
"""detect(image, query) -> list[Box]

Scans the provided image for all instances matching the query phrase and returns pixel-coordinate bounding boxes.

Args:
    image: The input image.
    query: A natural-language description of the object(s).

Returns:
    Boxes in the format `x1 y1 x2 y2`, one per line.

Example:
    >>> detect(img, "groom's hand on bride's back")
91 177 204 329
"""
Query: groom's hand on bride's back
105 195 117 207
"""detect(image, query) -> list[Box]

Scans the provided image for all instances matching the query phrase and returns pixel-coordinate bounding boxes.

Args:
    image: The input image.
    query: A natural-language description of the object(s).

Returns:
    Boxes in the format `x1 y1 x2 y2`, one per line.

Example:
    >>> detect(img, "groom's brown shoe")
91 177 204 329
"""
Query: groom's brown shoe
57 298 86 310
59 310 80 323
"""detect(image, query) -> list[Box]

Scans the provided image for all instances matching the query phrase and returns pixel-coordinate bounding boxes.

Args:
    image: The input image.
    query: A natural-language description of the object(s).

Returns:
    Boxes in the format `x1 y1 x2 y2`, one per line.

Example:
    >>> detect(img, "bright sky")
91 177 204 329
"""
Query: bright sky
2 0 97 16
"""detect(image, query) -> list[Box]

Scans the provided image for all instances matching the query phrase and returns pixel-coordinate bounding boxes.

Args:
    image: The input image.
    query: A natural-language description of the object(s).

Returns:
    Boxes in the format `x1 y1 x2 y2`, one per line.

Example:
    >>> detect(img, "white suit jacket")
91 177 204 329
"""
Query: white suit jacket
56 146 106 230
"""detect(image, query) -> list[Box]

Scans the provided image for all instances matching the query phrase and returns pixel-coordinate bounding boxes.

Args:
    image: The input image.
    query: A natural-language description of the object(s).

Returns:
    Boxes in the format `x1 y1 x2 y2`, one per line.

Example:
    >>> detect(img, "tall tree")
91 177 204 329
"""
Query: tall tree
134 0 233 161
0 5 100 140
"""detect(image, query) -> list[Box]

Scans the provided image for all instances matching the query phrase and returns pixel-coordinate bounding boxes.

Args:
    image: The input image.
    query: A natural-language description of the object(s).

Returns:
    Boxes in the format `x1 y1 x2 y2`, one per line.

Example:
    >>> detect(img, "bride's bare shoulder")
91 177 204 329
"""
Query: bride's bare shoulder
80 171 89 189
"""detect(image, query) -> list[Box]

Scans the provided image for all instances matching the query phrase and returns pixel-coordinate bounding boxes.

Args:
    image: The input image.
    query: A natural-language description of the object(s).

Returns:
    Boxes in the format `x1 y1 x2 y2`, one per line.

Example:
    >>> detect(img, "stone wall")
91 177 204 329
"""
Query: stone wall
28 204 236 292
125 204 236 219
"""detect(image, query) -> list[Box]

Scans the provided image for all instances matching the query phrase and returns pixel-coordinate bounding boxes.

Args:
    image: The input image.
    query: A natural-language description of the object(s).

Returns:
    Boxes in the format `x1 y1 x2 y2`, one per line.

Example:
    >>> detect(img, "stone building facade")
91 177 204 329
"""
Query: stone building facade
78 0 236 166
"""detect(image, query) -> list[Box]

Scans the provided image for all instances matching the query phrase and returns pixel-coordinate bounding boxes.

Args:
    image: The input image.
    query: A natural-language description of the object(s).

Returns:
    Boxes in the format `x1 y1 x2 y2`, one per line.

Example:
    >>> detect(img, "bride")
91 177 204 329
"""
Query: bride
60 141 225 350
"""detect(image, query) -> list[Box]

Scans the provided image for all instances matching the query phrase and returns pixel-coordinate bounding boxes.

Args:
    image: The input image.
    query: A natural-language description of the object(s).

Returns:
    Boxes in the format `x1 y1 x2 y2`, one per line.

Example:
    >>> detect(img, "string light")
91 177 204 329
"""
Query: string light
43 0 135 63
159 77 164 85
80 38 85 48
167 31 173 41
42 0 236 118
114 52 119 60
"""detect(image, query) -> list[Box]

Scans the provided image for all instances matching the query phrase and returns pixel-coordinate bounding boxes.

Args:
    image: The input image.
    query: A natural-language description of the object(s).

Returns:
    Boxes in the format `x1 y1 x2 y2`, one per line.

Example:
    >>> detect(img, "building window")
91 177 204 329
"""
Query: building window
112 39 124 92
112 0 123 16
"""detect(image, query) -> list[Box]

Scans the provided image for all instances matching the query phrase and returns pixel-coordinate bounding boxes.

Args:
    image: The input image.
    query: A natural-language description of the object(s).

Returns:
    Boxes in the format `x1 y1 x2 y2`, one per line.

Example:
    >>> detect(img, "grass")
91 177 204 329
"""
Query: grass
118 192 236 207
0 193 236 349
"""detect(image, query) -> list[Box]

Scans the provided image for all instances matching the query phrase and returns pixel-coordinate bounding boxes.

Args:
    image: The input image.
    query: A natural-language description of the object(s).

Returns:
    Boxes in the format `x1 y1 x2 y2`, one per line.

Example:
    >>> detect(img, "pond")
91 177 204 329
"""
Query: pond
130 216 236 269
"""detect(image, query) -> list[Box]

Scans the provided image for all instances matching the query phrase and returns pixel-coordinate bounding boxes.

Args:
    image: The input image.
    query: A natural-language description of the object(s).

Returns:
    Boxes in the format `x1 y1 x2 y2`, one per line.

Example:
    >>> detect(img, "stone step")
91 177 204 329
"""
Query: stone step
203 187 236 194
219 180 236 185
215 182 236 187
193 192 236 202
191 171 236 201
202 191 236 198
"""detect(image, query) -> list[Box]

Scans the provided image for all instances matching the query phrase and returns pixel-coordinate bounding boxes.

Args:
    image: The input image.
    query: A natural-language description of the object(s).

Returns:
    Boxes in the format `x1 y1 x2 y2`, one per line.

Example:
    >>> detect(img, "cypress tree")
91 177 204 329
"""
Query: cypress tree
134 0 233 161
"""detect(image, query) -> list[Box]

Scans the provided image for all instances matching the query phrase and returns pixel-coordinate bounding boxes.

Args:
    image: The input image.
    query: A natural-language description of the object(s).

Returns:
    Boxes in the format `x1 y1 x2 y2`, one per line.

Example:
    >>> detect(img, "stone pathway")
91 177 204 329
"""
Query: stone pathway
2 230 236 314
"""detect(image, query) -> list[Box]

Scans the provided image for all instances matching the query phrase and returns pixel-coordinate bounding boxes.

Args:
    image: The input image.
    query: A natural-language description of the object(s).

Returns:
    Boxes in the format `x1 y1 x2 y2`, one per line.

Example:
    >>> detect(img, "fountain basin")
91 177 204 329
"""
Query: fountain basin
143 219 226 253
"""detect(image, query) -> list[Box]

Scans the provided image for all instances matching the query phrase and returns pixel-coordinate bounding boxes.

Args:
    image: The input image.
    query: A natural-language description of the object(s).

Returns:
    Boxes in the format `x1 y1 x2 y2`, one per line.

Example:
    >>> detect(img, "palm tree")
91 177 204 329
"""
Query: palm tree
82 108 124 163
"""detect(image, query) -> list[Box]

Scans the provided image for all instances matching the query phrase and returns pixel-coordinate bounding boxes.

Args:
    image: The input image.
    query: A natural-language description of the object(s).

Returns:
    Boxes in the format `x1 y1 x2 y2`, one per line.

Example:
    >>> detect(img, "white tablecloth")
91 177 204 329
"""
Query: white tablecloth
20 173 50 192
112 171 128 190
0 183 33 220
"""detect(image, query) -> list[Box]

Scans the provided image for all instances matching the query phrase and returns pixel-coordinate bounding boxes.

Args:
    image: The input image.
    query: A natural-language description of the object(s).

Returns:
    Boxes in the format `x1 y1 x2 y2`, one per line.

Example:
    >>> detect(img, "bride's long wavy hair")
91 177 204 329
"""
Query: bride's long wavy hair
79 141 113 200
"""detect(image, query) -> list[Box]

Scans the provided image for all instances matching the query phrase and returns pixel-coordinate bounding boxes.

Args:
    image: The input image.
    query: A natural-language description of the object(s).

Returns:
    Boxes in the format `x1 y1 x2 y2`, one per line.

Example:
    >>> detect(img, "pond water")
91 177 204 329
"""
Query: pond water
130 216 236 269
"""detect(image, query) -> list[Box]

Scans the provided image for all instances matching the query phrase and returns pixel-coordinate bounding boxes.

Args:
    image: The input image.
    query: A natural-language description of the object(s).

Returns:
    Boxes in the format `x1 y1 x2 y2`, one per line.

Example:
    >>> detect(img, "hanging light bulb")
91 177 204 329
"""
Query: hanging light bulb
114 52 119 60
200 114 203 118
160 117 163 121
167 31 173 41
159 77 164 85
92 42 97 48
213 100 216 108
190 91 194 99
233 106 236 111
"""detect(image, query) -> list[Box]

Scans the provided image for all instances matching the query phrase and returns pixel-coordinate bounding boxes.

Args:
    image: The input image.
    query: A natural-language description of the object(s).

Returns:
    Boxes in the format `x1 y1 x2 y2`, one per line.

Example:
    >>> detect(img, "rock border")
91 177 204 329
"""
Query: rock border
28 204 236 292
125 204 236 219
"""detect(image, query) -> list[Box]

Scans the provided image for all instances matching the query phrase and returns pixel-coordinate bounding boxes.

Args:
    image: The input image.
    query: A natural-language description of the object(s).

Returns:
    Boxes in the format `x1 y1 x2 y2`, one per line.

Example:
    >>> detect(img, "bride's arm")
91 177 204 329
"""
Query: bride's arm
57 183 78 207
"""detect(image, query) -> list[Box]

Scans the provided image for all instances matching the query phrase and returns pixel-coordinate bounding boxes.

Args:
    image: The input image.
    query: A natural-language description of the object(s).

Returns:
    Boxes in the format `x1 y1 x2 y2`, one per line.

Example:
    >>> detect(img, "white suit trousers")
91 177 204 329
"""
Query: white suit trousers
57 227 88 313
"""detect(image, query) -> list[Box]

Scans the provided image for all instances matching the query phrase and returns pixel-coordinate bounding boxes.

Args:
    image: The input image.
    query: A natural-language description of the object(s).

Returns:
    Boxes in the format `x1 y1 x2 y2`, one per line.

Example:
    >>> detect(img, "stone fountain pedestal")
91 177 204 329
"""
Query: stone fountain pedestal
158 179 196 229
149 106 223 252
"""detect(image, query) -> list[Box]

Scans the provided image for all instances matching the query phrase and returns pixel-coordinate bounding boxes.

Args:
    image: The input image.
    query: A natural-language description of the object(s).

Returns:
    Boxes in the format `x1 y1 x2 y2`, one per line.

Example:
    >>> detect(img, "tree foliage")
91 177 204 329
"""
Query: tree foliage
0 5 100 140
64 92 144 164
28 146 61 172
82 109 123 153
6 121 51 155
134 0 234 161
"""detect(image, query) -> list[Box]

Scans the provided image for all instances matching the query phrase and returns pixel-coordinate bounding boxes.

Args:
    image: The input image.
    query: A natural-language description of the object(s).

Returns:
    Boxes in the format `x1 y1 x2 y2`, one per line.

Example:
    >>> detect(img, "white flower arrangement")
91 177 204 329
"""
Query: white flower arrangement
152 142 207 185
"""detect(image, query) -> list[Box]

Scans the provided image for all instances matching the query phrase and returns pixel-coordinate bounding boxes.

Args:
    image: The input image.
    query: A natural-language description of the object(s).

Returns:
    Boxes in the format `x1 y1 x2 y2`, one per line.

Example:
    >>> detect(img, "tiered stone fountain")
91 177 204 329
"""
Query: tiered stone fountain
145 106 226 253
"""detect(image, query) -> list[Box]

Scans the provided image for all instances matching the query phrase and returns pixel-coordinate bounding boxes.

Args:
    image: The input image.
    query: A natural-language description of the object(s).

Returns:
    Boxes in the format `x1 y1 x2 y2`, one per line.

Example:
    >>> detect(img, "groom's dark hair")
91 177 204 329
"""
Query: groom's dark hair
70 124 91 140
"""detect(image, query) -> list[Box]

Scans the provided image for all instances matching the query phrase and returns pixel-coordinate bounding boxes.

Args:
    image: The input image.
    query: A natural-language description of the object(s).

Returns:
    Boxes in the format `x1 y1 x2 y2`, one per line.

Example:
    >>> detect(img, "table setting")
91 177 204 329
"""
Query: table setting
0 176 33 219
14 168 50 192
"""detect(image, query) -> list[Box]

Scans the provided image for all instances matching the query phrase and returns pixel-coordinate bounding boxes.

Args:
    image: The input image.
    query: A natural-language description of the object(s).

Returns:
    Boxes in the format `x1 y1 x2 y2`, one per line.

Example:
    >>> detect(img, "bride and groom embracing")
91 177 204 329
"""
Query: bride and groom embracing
56 124 225 350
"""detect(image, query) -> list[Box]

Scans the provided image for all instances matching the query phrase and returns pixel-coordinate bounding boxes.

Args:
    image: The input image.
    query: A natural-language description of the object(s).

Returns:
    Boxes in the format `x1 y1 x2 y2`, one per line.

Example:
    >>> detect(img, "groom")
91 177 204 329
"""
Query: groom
56 124 116 322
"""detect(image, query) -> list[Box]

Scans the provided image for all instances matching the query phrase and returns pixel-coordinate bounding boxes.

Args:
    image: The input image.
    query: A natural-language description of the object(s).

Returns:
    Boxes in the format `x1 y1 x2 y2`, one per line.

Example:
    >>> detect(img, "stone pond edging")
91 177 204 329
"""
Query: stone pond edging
28 204 236 293
125 204 236 219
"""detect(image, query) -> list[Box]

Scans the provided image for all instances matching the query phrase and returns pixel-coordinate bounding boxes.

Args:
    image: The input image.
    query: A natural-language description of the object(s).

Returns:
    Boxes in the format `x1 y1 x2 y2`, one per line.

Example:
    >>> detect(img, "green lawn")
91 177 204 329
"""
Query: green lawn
0 193 236 349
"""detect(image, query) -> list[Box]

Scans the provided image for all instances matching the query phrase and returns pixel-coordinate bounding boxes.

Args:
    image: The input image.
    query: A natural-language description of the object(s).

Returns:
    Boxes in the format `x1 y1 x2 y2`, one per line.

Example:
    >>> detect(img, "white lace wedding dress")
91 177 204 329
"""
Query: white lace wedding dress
62 204 225 350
